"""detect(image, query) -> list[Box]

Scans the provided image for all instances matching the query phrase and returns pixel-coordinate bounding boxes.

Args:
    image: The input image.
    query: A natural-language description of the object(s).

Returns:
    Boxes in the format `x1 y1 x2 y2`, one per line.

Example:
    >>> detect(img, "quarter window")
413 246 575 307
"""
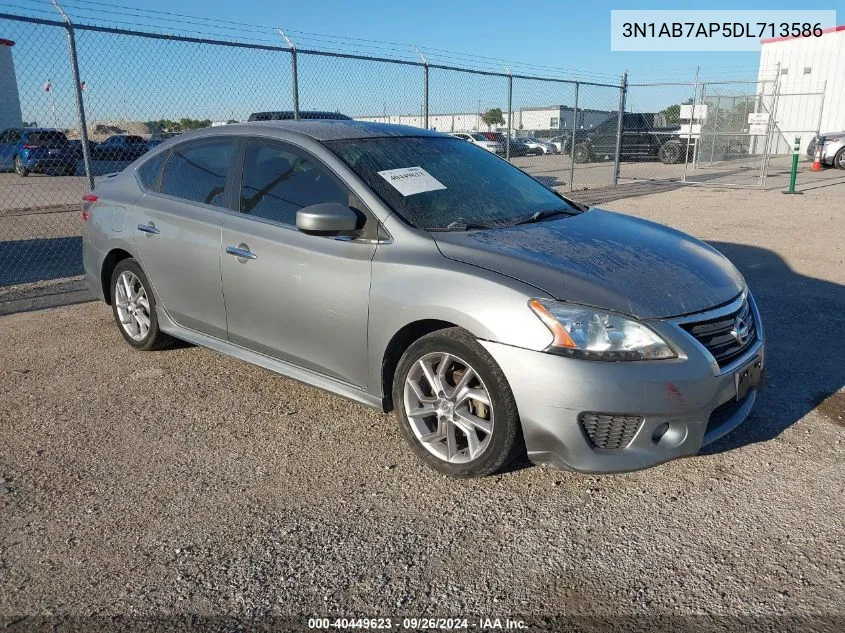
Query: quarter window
160 139 234 207
137 152 167 191
239 142 348 226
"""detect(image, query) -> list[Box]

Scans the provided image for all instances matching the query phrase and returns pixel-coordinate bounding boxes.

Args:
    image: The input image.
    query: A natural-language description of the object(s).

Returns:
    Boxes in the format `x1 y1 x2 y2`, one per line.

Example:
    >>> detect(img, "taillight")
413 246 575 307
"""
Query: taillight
81 194 98 221
23 143 39 149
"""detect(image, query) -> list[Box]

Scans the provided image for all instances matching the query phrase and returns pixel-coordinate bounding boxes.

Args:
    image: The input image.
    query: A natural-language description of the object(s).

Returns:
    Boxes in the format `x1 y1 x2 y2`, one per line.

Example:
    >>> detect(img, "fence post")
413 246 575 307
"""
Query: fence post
612 71 627 186
52 0 94 190
681 67 700 184
505 68 512 162
414 46 429 129
568 82 579 191
280 30 299 119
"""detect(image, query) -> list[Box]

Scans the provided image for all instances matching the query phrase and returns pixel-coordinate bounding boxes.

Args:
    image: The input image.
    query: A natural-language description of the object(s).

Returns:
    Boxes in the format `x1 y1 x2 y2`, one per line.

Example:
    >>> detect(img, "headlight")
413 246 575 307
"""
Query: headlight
823 137 842 145
528 299 676 361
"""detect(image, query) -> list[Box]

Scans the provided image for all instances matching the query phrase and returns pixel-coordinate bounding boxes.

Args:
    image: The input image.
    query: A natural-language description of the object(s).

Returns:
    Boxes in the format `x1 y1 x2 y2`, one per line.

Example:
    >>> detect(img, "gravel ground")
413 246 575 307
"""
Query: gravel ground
1 183 844 632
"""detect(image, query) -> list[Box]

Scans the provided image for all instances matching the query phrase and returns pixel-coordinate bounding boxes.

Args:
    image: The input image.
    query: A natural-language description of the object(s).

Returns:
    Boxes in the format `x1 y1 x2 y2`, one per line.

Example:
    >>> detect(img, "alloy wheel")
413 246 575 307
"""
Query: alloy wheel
403 352 494 464
114 271 151 341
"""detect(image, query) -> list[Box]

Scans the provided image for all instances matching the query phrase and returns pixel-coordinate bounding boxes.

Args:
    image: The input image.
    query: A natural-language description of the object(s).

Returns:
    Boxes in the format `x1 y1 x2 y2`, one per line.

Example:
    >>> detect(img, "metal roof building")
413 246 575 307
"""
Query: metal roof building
758 26 845 154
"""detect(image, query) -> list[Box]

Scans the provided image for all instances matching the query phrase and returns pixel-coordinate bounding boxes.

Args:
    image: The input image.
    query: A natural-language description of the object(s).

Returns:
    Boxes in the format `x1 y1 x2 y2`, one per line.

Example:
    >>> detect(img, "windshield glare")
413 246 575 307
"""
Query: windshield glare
326 136 572 230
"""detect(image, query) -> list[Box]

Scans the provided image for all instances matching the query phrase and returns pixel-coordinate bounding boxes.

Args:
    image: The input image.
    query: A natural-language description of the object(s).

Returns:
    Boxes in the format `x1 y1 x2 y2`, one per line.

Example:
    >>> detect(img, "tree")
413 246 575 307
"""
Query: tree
660 98 693 125
481 108 505 130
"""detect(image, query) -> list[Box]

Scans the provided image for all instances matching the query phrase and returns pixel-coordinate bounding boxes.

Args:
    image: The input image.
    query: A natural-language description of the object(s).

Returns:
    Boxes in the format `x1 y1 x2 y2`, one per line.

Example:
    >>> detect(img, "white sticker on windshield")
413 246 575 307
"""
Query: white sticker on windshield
377 166 446 197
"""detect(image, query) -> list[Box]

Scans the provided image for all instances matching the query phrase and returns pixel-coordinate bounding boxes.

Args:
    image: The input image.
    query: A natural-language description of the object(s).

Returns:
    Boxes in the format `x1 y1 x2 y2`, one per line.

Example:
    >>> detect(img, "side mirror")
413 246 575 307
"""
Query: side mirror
296 202 361 235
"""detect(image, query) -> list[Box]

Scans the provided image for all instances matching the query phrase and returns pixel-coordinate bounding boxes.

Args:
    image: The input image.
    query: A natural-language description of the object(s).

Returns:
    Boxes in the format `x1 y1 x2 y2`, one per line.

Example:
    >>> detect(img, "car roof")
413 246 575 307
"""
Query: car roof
180 120 449 142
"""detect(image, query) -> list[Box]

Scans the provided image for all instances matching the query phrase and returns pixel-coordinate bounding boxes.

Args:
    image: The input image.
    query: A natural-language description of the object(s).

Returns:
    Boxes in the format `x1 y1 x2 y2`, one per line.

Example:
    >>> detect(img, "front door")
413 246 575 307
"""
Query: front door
221 139 376 388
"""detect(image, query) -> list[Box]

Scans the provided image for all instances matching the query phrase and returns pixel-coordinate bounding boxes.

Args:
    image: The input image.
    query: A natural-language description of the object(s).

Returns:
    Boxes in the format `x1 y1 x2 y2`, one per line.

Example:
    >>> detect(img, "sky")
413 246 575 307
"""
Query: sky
1 0 827 128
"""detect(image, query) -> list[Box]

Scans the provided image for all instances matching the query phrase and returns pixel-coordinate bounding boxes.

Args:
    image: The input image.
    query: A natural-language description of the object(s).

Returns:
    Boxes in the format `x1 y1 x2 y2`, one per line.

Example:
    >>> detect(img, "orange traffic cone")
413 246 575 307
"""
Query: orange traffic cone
811 146 822 172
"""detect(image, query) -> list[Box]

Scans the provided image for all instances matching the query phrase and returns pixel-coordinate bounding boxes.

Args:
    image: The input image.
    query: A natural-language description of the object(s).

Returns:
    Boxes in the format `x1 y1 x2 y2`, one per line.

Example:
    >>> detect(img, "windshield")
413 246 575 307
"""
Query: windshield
325 136 573 230
470 133 488 141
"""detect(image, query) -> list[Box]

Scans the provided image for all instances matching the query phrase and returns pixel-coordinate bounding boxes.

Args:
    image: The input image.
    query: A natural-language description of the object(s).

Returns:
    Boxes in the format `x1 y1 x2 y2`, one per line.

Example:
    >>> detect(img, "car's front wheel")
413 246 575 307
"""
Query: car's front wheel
393 327 522 477
572 143 591 163
110 258 172 351
835 147 845 170
658 141 683 164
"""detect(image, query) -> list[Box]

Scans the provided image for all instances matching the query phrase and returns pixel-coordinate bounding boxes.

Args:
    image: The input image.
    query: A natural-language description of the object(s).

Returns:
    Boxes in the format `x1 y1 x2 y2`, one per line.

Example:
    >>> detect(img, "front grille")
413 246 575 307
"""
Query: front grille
579 413 644 450
681 296 756 367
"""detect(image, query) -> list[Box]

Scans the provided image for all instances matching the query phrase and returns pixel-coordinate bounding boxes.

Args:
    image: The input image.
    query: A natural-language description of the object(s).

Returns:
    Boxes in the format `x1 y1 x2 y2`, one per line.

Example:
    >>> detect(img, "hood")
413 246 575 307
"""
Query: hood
432 209 745 319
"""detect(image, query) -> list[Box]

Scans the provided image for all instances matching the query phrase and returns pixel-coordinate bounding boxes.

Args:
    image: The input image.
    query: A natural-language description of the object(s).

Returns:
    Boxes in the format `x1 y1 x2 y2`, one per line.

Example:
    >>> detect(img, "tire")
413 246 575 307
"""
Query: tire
806 138 817 159
835 148 845 170
110 258 172 351
572 143 591 163
392 327 522 477
658 141 682 164
14 156 29 177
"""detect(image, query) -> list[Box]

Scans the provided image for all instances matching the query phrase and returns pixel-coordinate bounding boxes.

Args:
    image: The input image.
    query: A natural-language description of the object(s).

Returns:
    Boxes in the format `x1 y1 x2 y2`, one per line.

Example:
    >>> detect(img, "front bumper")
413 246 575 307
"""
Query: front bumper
480 295 765 473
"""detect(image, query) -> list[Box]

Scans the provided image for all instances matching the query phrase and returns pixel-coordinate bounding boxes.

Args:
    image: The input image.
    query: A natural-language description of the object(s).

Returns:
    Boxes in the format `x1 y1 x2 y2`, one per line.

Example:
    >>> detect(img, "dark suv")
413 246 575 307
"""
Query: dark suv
0 128 75 176
568 114 687 164
248 111 352 122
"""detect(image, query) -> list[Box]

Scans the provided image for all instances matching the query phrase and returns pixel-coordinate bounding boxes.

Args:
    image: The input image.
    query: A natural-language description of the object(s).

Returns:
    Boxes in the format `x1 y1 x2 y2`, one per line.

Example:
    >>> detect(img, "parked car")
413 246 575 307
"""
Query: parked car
450 132 502 153
0 128 75 176
567 114 687 164
517 137 557 155
83 121 764 478
548 135 568 154
813 132 845 168
248 111 352 122
92 134 150 162
478 132 531 156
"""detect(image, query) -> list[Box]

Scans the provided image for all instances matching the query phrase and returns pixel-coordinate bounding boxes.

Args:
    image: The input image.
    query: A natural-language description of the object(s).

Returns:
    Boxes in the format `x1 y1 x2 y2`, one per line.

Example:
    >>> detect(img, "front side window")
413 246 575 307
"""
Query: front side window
160 139 234 207
326 136 572 230
239 141 348 226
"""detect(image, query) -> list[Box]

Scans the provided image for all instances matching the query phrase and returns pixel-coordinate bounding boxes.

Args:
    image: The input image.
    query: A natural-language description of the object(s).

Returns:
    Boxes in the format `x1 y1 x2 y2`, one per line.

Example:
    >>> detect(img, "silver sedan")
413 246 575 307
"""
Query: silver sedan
82 120 765 477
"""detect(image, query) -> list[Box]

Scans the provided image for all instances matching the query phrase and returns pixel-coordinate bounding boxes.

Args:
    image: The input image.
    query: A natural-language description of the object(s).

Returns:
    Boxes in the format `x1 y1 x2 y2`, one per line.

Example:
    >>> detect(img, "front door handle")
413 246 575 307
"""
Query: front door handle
226 245 258 260
137 223 160 235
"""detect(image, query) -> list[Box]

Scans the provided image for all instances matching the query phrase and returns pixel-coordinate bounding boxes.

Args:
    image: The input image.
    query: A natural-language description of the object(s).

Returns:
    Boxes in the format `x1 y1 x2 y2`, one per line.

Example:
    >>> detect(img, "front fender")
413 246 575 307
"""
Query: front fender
366 242 554 399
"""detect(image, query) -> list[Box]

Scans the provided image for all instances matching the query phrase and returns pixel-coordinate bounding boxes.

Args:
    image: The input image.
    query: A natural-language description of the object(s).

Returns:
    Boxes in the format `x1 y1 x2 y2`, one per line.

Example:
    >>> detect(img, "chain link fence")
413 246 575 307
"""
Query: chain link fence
0 10 831 298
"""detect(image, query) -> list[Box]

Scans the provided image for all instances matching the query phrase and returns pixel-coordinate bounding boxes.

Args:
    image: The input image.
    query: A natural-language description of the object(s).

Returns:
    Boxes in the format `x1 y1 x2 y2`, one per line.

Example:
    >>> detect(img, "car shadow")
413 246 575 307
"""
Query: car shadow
700 241 845 454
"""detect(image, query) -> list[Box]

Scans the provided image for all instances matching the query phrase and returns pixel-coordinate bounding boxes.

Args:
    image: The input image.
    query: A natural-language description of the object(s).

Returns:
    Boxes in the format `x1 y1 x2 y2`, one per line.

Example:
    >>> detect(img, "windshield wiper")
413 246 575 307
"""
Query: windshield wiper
427 220 491 231
512 208 573 226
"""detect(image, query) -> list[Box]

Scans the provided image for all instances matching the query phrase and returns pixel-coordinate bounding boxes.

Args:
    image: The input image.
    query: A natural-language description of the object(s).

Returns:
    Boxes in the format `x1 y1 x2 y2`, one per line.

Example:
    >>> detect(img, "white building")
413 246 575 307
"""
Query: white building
758 25 845 154
0 38 24 130
357 105 614 135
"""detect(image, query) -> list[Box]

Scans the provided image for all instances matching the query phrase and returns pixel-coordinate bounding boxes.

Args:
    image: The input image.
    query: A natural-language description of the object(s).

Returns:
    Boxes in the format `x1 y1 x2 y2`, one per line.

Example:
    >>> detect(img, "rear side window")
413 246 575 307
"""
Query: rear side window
137 152 167 191
160 139 234 207
0 129 22 143
239 141 348 226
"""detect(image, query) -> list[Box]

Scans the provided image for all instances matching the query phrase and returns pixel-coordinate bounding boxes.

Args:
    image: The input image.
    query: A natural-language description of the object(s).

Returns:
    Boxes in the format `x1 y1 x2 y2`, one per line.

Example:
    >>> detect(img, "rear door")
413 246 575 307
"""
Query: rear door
131 138 236 339
221 138 376 387
0 129 21 170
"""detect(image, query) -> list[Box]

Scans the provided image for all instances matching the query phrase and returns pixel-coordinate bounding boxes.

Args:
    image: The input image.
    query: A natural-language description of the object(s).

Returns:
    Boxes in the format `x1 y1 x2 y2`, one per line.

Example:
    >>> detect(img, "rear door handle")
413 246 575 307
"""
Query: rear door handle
225 245 258 260
137 223 160 235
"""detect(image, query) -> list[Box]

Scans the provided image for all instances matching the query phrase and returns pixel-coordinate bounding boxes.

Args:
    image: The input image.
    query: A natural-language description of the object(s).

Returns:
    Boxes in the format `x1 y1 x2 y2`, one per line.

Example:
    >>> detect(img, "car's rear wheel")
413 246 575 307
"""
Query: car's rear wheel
835 148 845 170
393 327 522 477
14 156 29 177
110 258 172 351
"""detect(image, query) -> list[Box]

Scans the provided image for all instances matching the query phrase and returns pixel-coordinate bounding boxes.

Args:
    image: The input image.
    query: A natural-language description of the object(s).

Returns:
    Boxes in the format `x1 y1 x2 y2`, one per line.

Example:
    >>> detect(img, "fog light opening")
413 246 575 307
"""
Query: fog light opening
652 423 670 443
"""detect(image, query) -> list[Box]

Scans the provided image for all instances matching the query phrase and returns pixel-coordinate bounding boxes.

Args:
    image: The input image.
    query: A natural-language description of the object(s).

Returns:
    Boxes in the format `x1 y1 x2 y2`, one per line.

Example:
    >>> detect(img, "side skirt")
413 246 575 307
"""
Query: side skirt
156 306 387 412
